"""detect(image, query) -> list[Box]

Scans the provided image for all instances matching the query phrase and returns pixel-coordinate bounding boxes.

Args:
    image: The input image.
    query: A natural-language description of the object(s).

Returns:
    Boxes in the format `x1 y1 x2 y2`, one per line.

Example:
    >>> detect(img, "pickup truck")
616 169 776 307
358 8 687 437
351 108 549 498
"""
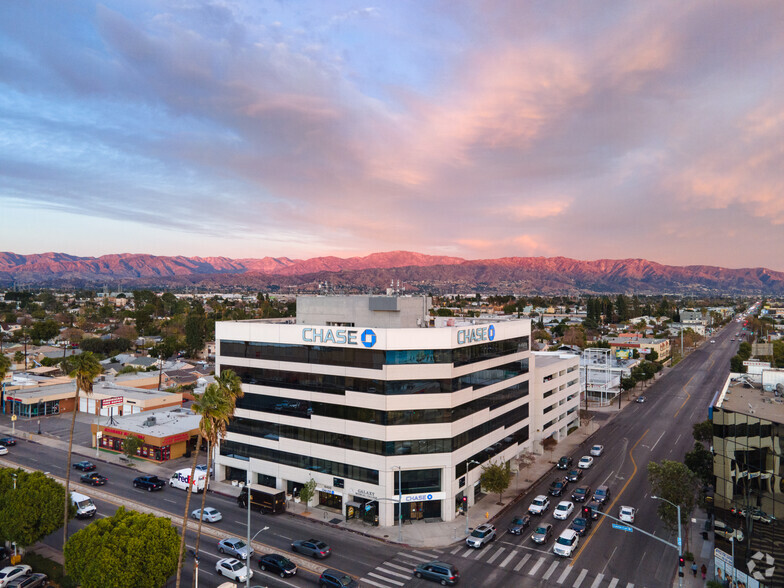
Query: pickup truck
133 475 166 492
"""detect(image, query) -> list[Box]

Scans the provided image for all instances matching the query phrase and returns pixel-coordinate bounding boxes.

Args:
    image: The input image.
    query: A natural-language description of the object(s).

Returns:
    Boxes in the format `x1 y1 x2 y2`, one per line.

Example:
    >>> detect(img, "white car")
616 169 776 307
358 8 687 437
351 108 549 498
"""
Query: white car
577 456 594 469
553 529 579 557
0 446 7 456
0 566 32 588
590 445 604 457
553 501 574 520
619 506 636 523
527 495 551 515
216 558 252 583
191 507 222 523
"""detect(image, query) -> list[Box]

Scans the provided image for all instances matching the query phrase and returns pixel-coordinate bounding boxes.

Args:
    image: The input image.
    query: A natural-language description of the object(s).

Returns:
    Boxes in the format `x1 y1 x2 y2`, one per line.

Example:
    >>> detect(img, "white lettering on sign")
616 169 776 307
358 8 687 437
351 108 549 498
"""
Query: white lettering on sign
355 489 376 498
456 324 496 345
302 328 358 345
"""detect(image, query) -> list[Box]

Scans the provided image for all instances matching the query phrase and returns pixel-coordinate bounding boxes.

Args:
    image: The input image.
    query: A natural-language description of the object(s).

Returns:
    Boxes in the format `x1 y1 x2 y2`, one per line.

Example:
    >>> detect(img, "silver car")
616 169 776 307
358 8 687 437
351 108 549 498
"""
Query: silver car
217 537 253 560
191 507 222 523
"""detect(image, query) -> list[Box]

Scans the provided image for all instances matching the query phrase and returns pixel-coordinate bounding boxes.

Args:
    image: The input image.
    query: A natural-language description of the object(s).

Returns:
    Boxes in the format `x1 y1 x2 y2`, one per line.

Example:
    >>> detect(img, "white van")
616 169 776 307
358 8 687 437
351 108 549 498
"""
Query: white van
169 468 207 493
71 491 97 519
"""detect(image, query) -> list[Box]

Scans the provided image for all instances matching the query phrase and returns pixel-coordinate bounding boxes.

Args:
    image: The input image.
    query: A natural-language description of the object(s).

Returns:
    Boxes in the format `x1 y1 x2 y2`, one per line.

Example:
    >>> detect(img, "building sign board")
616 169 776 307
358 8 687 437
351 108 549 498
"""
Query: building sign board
101 396 123 408
400 492 446 502
301 327 376 348
456 325 495 346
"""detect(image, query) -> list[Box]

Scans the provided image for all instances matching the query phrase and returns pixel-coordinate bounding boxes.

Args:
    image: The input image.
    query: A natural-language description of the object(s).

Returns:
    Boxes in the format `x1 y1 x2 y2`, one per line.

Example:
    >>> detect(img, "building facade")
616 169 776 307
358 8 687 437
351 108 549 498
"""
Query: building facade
530 352 581 445
215 302 531 527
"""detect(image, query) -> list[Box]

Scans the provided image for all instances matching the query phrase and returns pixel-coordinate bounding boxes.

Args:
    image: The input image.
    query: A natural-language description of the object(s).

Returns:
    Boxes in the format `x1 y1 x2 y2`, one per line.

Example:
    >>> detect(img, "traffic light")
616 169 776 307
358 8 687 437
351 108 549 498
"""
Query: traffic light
583 506 591 516
678 556 685 577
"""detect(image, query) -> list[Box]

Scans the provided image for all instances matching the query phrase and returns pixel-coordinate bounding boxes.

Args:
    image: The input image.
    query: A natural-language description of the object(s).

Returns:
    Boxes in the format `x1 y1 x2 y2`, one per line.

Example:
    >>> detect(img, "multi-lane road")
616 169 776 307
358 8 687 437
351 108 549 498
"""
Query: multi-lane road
1 322 739 587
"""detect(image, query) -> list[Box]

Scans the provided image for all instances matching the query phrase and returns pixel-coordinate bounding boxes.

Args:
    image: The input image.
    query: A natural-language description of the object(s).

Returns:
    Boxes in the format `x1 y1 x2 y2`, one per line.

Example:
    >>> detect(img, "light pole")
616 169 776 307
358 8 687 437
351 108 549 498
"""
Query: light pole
395 466 403 543
465 460 480 536
652 495 682 588
730 537 735 586
245 469 251 588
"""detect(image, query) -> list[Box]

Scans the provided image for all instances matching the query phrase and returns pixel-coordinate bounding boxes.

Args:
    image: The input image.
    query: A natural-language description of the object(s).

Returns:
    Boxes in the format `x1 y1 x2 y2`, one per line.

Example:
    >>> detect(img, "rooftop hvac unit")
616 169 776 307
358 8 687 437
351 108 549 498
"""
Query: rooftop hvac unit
143 416 157 427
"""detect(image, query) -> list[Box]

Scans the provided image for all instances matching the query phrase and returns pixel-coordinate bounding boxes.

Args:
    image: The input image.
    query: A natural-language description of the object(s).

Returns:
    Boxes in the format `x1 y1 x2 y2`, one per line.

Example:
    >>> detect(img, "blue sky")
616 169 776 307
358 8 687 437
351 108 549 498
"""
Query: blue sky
1 1 783 269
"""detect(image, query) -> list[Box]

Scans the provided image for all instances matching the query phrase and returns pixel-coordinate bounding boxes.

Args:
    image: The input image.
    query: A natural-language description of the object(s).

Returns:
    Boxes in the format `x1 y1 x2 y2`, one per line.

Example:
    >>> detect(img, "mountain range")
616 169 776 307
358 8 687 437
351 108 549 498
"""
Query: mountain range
1 251 782 294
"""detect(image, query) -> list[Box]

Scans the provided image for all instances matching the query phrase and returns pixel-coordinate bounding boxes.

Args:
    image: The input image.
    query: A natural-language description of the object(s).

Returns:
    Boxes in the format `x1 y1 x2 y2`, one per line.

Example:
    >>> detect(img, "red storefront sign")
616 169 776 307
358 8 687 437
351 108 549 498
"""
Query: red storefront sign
101 396 124 408
162 432 190 444
104 428 144 440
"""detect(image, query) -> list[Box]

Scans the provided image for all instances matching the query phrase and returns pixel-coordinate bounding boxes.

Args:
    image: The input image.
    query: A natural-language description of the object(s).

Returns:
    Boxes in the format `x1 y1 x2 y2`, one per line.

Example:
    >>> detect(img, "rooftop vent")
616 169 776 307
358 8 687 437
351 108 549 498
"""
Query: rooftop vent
143 416 157 427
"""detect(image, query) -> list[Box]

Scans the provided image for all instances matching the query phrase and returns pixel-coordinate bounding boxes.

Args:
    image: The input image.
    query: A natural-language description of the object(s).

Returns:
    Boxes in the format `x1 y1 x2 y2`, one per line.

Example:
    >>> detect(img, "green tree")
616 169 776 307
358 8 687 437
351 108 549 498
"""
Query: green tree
480 461 512 505
299 478 317 513
540 436 558 460
63 352 102 547
684 442 714 486
64 507 179 588
0 354 10 382
647 460 699 536
122 435 143 460
175 384 233 588
692 420 713 444
30 319 60 343
730 355 746 373
184 305 208 357
0 468 69 548
13 350 25 363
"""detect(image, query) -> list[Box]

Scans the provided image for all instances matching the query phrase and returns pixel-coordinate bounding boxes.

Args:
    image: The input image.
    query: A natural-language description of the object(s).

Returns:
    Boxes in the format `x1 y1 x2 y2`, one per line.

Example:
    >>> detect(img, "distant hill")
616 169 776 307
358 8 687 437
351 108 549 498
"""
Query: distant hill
1 250 782 294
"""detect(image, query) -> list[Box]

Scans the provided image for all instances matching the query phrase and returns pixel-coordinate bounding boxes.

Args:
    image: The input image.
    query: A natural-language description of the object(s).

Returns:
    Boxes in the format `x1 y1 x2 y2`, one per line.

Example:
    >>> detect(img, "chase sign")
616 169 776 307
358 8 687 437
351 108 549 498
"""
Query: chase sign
302 327 377 348
456 324 496 345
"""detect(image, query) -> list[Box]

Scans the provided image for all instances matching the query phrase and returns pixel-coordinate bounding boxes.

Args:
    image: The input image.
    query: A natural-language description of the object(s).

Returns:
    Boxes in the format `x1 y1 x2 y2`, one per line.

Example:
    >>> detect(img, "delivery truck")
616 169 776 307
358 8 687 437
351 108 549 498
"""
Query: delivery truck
71 491 97 519
169 468 207 493
237 483 286 514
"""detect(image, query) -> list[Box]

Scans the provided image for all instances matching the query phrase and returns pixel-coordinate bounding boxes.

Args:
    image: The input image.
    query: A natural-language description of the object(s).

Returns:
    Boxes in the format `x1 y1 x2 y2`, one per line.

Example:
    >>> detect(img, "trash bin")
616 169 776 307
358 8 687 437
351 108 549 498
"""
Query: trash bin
374 515 379 527
702 531 709 540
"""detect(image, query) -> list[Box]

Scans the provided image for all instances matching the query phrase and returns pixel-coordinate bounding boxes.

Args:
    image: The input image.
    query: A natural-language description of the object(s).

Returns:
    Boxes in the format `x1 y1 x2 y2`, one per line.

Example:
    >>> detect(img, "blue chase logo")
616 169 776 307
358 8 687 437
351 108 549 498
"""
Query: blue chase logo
360 329 377 348
488 324 496 341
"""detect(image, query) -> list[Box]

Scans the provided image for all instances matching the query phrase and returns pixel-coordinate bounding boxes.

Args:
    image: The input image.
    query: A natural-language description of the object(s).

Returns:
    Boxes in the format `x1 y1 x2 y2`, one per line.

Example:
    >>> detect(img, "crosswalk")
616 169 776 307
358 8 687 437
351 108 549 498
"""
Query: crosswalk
360 544 645 588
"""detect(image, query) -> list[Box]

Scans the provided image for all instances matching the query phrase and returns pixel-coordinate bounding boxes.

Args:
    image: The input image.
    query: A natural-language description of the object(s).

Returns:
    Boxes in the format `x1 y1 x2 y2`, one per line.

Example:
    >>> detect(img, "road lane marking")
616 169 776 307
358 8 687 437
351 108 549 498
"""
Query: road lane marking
361 578 394 588
383 563 411 573
570 429 649 566
543 559 560 579
514 553 531 571
601 546 617 575
499 550 517 568
573 568 588 586
486 547 505 564
461 548 474 558
528 556 545 575
368 572 403 586
450 545 462 554
412 550 437 558
607 578 619 588
674 373 697 418
650 431 666 452
397 552 430 562
375 567 410 579
557 564 572 584
590 573 604 587
473 546 491 560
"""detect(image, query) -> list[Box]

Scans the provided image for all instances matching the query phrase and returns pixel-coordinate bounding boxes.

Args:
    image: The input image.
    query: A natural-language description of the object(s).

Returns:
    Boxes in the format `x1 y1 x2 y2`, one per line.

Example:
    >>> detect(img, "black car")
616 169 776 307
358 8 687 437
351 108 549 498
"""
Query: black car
133 475 165 491
258 553 297 578
566 468 582 482
585 499 604 520
319 568 360 587
508 514 531 535
569 516 592 537
556 456 573 470
0 437 16 446
80 472 108 486
571 485 591 503
73 461 96 472
593 485 611 504
548 478 568 497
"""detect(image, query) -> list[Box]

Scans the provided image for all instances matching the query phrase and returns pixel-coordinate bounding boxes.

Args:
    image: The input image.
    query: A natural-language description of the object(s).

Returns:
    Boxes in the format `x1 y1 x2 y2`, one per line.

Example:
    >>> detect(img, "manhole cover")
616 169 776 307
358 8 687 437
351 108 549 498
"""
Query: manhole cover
329 518 342 525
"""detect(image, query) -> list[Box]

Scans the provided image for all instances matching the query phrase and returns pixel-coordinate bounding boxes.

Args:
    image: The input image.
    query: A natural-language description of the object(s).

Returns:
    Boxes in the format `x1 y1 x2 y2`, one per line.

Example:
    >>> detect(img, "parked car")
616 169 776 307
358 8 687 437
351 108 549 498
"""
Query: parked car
548 478 569 497
619 506 636 524
556 456 573 470
577 456 594 469
571 485 591 503
593 485 611 504
291 539 331 559
191 507 222 523
465 524 496 548
6 574 47 588
635 396 646 403
72 461 96 472
258 553 296 578
553 529 579 557
413 561 459 586
508 514 531 535
566 468 583 482
215 558 252 583
528 495 550 515
585 499 604 520
133 475 165 492
569 515 592 537
0 566 31 588
80 472 108 486
531 523 553 544
553 501 575 521
0 446 7 456
590 445 604 457
0 438 16 447
218 537 253 560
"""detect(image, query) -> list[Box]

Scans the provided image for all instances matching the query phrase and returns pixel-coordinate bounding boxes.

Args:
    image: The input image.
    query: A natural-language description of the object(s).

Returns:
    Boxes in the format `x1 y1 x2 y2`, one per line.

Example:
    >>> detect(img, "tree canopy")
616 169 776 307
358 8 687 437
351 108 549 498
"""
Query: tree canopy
647 459 699 533
64 507 179 588
480 461 512 505
692 420 713 444
0 468 69 548
684 442 714 486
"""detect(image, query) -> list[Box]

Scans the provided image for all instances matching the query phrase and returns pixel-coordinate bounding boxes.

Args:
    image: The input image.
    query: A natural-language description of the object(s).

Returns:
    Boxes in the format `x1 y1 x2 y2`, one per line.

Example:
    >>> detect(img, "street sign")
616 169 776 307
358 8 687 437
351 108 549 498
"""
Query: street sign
677 537 682 547
612 523 633 533
11 415 16 422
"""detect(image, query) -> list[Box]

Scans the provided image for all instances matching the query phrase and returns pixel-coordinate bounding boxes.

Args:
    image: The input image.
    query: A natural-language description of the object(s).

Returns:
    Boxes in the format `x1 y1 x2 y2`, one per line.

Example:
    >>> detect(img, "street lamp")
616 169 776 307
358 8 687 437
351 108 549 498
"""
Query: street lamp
465 460 480 536
395 466 403 543
245 469 251 588
730 537 736 587
652 495 683 588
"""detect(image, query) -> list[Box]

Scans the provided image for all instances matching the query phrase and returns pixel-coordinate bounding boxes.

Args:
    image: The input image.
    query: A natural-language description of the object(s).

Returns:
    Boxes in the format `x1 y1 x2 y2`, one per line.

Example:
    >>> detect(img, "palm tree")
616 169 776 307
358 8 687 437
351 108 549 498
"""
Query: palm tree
63 352 102 547
174 384 233 588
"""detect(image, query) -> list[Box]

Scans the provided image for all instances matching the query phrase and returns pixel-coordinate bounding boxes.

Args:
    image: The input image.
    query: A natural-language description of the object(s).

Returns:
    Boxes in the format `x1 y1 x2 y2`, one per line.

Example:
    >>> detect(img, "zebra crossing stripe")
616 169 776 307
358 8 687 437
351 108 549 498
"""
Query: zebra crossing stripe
557 564 573 584
396 552 430 562
543 560 560 580
473 546 491 561
486 547 505 564
368 572 404 586
528 556 546 576
499 551 517 568
412 550 437 558
360 578 395 588
607 579 619 588
514 553 531 572
462 548 475 558
590 573 604 588
375 567 410 580
625 583 635 588
450 545 462 555
383 562 412 573
573 568 588 587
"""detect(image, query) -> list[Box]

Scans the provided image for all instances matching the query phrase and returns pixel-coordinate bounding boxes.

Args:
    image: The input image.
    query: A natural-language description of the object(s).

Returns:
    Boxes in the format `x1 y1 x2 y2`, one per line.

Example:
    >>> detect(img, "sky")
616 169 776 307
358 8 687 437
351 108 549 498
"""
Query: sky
1 1 783 270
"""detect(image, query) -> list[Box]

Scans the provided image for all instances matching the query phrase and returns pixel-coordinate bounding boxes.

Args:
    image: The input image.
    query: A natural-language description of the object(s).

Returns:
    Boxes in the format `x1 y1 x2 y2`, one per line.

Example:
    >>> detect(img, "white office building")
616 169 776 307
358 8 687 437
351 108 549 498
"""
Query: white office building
214 296 531 527
530 352 581 446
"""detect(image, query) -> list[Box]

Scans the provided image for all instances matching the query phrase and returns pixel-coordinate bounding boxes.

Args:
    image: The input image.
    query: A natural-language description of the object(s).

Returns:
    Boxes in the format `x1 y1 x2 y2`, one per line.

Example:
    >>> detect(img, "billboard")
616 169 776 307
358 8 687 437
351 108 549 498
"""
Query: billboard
101 396 124 408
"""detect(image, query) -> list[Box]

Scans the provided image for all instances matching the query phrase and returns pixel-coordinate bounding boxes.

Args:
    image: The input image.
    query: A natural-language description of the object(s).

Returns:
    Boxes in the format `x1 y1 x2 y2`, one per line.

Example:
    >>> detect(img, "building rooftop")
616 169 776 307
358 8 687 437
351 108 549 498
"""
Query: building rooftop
717 377 784 424
532 352 579 368
107 407 201 437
